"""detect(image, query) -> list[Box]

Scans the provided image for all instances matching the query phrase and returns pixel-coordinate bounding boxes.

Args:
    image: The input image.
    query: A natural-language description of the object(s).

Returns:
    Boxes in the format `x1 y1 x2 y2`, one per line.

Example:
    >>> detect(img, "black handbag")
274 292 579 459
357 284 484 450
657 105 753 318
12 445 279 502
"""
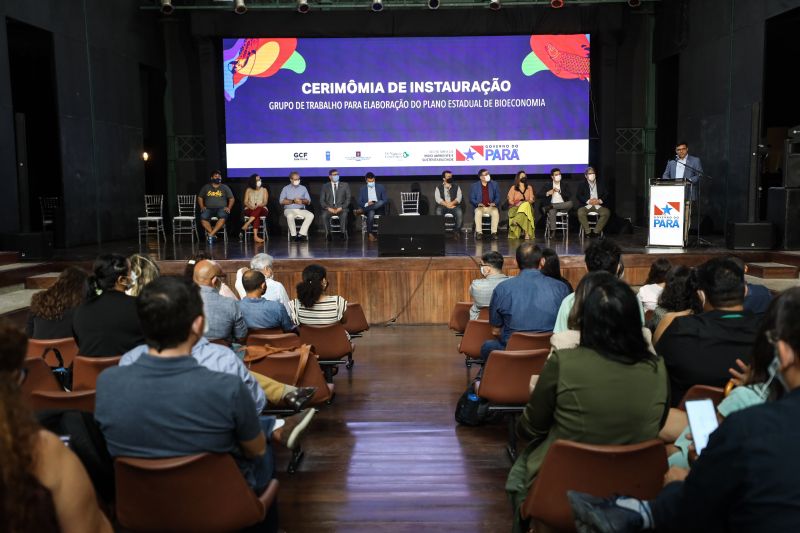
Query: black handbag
454 386 490 426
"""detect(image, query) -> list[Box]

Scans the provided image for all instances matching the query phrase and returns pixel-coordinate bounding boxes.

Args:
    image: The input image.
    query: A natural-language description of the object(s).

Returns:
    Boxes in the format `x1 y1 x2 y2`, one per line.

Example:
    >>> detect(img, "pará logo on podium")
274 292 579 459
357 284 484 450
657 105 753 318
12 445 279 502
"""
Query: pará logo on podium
653 202 681 228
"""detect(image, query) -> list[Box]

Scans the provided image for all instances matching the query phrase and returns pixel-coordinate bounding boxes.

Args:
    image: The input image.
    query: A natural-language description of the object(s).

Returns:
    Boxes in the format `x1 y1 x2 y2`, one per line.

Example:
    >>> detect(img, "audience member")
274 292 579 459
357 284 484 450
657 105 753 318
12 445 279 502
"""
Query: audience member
27 266 88 340
95 277 315 499
279 171 314 242
1 321 112 533
728 255 773 315
198 170 235 244
434 170 463 234
184 252 237 299
239 270 296 332
480 243 570 361
637 258 672 311
576 165 611 238
470 168 500 240
568 286 800 533
241 173 268 243
289 264 348 326
193 260 247 344
506 276 668 533
506 170 535 240
648 266 702 338
234 253 291 312
73 254 144 357
468 251 509 320
320 169 351 240
540 248 573 292
126 254 160 297
656 257 760 406
539 167 573 239
354 172 387 241
553 238 643 333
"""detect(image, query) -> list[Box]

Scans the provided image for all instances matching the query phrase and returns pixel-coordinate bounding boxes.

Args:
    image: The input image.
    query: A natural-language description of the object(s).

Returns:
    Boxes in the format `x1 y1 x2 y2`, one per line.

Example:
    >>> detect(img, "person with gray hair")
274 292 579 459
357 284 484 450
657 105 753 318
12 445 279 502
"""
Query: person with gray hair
234 253 290 313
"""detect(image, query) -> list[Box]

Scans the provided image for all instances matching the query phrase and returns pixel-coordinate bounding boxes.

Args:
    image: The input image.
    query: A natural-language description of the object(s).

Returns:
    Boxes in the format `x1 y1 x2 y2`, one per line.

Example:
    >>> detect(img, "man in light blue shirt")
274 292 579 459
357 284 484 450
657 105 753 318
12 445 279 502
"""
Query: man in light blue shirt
239 270 296 332
193 260 248 344
279 171 314 241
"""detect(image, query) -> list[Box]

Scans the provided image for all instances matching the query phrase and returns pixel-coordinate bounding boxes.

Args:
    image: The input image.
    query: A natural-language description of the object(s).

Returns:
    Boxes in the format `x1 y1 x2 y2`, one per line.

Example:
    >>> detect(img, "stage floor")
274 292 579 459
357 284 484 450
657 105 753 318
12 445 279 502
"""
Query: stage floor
51 227 732 263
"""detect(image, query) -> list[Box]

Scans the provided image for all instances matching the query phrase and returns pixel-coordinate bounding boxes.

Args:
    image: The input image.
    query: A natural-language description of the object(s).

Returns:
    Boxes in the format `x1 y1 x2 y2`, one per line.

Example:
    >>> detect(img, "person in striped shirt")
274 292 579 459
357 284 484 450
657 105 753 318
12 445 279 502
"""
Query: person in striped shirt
288 264 348 327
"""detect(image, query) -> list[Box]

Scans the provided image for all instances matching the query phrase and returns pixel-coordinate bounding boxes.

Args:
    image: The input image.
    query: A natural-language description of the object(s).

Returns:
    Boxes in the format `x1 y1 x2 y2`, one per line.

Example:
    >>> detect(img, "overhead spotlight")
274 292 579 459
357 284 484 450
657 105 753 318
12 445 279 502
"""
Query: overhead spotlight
551 0 564 7
160 0 174 15
627 0 641 6
297 0 310 13
234 0 247 14
372 0 384 11
488 0 501 9
427 0 439 9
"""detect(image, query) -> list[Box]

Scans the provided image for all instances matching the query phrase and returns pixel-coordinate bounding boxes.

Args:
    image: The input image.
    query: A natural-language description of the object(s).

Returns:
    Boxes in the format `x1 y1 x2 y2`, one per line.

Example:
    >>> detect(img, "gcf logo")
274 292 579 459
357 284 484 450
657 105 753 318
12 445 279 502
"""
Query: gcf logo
653 202 681 228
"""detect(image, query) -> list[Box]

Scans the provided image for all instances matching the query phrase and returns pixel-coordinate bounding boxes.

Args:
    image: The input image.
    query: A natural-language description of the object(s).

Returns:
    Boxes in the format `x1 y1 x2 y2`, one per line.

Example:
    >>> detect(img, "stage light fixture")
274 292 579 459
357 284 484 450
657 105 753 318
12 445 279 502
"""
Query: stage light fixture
551 0 564 7
627 0 641 6
160 0 174 15
488 0 501 9
372 0 384 11
234 0 247 14
427 0 440 9
142 152 150 162
297 0 310 13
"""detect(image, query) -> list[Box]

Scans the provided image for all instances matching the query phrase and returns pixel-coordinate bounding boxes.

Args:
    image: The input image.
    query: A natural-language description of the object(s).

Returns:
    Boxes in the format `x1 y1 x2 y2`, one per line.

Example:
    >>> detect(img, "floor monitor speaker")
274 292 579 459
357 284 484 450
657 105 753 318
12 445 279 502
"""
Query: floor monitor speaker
378 215 445 257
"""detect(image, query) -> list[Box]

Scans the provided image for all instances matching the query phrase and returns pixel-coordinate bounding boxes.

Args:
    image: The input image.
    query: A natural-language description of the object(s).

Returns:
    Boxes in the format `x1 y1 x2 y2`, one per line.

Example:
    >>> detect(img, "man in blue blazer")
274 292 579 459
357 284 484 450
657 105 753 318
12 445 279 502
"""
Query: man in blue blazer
355 172 388 240
662 141 703 202
469 168 501 240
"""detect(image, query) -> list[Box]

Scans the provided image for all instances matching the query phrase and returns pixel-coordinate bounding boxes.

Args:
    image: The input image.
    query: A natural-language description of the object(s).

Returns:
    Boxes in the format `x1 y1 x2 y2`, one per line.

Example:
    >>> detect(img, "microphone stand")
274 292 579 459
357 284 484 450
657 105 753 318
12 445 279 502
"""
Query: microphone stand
674 157 712 247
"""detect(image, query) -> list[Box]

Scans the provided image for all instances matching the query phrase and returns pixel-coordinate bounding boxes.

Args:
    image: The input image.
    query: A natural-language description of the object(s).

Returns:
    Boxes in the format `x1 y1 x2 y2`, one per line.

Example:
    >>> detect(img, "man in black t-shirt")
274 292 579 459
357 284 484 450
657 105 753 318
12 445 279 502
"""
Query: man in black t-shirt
656 257 760 406
198 170 235 244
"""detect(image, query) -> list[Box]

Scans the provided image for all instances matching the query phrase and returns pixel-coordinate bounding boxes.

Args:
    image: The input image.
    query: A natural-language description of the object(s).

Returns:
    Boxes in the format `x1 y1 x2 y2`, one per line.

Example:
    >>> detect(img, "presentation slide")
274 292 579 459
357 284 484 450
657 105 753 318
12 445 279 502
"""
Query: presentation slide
223 34 590 178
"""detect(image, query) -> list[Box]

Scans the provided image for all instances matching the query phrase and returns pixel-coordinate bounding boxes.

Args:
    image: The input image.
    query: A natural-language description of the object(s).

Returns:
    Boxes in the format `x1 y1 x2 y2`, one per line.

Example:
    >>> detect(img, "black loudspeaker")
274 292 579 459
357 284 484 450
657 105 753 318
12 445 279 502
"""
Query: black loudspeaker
0 231 54 259
726 222 774 250
784 139 800 188
767 187 800 250
378 215 445 257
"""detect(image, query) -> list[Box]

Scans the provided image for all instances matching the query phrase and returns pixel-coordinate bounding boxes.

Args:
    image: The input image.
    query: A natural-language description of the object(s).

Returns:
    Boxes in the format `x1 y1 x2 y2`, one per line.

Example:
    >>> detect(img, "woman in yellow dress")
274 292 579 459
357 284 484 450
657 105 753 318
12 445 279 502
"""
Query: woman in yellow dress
507 170 535 240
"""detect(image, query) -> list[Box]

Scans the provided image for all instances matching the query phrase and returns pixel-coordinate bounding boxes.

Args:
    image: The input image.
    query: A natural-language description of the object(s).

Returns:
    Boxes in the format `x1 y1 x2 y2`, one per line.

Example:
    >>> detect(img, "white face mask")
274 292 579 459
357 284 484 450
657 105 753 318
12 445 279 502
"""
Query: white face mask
587 174 596 182
291 179 300 186
553 175 562 183
480 266 491 277
483 175 491 182
255 180 262 188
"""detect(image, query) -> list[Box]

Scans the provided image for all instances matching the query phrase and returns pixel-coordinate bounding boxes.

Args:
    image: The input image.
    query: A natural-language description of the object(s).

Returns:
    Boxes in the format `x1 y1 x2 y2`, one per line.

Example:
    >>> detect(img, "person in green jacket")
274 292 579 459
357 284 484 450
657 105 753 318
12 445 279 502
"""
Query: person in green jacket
506 275 669 533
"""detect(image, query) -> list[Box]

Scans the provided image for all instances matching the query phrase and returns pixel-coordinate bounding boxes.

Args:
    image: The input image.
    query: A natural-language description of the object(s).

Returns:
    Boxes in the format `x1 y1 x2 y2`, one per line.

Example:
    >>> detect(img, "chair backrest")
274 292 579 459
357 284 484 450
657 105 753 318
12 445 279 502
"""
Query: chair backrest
505 331 553 352
298 324 352 360
115 453 277 532
176 194 197 216
478 349 549 404
26 337 80 368
448 301 472 334
341 303 369 335
522 439 668 532
477 307 490 320
72 356 121 392
143 194 163 217
21 357 63 402
39 196 59 223
400 192 420 214
247 332 303 351
458 319 494 358
677 385 726 411
29 390 96 412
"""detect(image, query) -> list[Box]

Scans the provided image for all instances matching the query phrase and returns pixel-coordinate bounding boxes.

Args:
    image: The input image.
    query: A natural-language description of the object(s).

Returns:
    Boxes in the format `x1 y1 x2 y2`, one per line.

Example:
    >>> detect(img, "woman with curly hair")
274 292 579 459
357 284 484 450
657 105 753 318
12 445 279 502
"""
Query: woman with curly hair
27 267 88 340
0 321 111 532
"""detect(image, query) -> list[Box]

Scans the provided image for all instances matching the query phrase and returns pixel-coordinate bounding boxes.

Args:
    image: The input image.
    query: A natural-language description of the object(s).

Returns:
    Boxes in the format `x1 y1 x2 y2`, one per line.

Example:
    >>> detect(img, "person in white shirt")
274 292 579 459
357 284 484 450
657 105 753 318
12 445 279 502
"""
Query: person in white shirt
279 172 314 242
234 253 291 314
637 258 672 311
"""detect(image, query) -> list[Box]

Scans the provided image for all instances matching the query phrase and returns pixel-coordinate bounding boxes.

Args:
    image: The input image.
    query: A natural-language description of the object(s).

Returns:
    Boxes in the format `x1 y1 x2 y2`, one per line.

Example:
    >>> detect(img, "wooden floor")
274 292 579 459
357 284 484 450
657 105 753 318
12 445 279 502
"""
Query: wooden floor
273 325 513 532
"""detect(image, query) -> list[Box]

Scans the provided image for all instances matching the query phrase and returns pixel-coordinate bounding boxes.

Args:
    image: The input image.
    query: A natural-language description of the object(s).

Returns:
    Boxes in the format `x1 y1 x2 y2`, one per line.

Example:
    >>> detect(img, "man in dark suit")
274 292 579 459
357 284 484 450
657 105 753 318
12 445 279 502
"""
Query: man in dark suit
576 166 611 238
320 169 352 240
663 141 704 242
354 172 388 241
539 167 573 238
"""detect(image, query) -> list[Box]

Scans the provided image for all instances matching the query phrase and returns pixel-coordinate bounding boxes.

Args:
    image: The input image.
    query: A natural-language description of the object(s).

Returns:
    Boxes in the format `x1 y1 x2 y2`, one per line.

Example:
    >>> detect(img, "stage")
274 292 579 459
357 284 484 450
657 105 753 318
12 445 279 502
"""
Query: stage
31 228 799 326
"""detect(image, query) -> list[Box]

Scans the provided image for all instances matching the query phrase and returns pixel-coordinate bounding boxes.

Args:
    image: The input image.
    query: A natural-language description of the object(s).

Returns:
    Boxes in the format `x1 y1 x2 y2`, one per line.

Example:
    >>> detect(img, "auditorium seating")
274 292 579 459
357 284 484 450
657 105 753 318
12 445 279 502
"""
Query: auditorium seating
448 301 472 336
477 307 489 320
298 324 354 382
521 439 667 532
30 390 96 412
115 453 279 532
458 319 494 376
72 355 121 392
342 302 369 337
248 332 304 351
26 337 79 368
21 357 63 401
476 348 549 460
505 331 552 352
677 384 726 411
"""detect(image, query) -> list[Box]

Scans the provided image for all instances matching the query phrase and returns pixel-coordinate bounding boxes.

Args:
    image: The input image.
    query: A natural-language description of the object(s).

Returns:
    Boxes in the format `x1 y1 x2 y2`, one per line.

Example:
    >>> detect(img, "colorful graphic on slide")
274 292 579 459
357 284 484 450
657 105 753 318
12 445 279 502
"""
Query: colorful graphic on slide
223 35 590 176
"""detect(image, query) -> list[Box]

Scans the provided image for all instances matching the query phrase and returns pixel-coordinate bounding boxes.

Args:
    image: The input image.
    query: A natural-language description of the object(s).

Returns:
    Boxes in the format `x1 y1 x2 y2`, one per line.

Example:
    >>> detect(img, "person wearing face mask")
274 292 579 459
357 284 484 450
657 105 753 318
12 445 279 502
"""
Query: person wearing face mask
655 257 760 407
279 171 314 242
576 165 611 238
320 169 352 241
354 172 388 241
73 253 145 357
241 173 268 243
234 253 291 314
507 170 535 240
434 170 463 235
569 287 800 533
469 168 501 240
193 260 248 345
468 251 508 320
539 167 573 239
198 170 235 244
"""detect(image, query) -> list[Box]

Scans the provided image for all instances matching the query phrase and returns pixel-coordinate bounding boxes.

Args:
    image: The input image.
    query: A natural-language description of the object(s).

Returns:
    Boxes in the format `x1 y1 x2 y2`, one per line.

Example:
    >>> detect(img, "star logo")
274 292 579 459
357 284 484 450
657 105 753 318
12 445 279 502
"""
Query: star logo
464 148 476 160
662 204 672 215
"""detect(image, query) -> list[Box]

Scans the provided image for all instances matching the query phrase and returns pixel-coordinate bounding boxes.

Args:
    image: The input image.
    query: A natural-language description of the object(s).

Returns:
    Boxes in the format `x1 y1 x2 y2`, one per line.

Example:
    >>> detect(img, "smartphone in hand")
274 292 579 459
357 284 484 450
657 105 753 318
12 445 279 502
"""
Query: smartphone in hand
685 398 719 455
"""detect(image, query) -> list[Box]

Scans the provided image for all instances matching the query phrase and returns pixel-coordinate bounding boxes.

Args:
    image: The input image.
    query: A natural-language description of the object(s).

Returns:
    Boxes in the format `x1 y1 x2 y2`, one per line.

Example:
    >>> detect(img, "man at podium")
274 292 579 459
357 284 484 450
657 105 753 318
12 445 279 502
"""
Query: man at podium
662 141 704 242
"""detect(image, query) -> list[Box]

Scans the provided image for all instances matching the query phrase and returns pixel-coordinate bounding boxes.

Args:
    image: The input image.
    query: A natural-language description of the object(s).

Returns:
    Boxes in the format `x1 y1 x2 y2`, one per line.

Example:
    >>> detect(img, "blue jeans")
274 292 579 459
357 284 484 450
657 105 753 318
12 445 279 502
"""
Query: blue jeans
363 200 386 233
201 207 229 220
480 339 506 361
238 416 276 492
